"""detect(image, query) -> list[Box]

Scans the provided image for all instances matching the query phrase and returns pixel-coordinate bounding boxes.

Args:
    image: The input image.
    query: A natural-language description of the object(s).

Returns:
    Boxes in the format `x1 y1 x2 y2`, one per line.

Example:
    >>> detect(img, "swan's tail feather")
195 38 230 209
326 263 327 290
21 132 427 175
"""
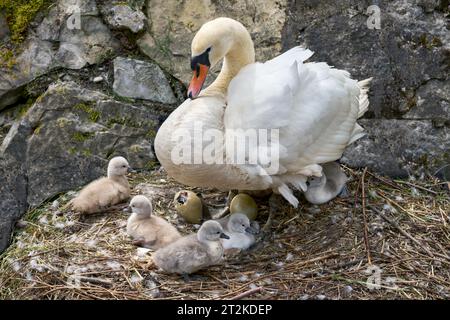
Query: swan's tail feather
348 123 366 145
357 77 372 118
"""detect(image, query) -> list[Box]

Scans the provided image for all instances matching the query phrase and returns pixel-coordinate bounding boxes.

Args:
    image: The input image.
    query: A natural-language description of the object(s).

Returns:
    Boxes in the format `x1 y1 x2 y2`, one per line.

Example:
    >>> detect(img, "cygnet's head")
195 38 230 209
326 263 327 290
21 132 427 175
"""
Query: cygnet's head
197 220 229 242
129 195 152 217
107 156 131 177
306 174 326 189
228 213 258 234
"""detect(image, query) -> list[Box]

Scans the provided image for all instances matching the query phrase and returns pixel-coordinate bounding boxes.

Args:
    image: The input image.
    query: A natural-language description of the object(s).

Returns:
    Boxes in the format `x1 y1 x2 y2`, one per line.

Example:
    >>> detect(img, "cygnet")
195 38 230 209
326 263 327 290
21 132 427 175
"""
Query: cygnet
152 220 229 275
304 162 348 205
220 213 258 250
70 156 132 214
127 195 182 250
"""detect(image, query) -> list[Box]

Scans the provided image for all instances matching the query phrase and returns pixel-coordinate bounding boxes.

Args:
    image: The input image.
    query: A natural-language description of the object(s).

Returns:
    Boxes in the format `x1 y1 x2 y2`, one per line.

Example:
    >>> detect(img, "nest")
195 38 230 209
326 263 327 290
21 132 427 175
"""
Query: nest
0 167 449 300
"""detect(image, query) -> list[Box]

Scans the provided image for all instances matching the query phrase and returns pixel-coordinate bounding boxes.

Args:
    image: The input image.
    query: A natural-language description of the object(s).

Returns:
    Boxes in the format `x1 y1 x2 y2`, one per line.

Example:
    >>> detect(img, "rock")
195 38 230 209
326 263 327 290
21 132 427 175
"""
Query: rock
283 0 449 119
113 57 177 104
342 119 450 177
0 38 55 111
0 0 119 110
21 81 162 206
0 81 172 251
93 76 103 83
0 122 30 252
138 0 288 85
283 0 449 175
101 3 146 33
0 11 10 41
404 79 450 120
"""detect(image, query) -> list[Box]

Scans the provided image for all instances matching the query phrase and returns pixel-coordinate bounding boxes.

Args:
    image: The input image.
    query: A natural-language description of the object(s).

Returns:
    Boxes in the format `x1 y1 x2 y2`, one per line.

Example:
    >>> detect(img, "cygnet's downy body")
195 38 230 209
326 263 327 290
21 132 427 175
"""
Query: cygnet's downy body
152 220 229 275
304 162 348 205
70 156 132 214
127 195 181 250
219 213 258 250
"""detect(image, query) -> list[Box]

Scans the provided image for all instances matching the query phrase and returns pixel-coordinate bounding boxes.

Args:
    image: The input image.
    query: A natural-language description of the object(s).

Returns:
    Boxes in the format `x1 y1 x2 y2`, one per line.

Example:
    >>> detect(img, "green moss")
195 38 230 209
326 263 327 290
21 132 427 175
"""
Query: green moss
146 128 157 139
107 116 141 128
0 46 16 69
82 149 92 157
56 117 70 128
417 34 444 49
72 131 94 142
129 144 143 153
68 147 77 155
73 102 100 123
15 98 34 119
144 160 158 171
33 124 43 135
0 0 52 43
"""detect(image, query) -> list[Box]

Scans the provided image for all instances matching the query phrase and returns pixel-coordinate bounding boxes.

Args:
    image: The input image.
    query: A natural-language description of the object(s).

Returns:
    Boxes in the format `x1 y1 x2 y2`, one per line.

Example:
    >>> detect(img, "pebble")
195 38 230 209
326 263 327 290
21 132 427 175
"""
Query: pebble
93 76 104 83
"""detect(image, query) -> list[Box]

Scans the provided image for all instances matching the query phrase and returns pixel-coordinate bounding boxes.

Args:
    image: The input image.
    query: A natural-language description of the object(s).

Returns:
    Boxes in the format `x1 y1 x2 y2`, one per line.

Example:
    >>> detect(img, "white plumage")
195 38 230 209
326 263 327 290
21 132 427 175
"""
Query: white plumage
155 17 372 207
218 213 258 250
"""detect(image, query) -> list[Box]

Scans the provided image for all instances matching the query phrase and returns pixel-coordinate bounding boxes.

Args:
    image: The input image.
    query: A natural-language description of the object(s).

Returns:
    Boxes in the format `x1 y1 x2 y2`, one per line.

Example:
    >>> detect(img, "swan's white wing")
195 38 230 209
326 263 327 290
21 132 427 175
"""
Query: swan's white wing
225 47 364 205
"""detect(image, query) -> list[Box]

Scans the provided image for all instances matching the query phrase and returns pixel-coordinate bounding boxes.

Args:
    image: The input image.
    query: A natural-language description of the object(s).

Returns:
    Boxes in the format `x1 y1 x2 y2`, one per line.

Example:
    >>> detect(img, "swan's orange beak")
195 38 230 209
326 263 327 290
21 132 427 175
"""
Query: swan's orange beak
188 64 209 99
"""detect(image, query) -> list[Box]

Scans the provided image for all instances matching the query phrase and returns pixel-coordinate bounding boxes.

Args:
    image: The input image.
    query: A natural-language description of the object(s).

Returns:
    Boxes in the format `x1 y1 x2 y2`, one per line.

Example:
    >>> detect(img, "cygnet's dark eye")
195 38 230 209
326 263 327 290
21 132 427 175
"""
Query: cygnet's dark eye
122 165 127 168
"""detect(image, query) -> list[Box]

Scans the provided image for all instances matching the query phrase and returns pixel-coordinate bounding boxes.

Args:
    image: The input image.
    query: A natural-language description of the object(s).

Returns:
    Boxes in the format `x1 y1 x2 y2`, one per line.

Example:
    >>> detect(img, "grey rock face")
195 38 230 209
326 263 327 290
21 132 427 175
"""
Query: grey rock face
101 3 146 33
22 81 161 206
138 0 288 85
283 0 449 176
0 81 168 251
0 11 9 41
113 57 177 104
0 0 119 110
0 122 30 252
342 119 450 177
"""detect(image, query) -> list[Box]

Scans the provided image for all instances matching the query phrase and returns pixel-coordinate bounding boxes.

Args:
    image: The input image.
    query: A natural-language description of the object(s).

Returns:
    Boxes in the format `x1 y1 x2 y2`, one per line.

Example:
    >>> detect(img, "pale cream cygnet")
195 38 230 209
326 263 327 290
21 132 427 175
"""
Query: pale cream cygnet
70 156 131 214
127 195 181 250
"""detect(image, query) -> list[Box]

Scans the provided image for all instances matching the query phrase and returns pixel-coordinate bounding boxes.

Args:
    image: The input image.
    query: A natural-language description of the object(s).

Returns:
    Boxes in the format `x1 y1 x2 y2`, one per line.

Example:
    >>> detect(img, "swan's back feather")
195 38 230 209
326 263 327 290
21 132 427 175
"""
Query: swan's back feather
225 47 371 206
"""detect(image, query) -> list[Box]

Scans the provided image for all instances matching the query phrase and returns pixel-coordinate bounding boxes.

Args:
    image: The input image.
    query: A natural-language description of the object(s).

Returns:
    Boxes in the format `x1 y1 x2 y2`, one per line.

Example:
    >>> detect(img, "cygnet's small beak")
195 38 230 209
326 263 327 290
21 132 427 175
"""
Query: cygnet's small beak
245 226 259 235
123 206 131 213
219 232 230 240
127 166 136 173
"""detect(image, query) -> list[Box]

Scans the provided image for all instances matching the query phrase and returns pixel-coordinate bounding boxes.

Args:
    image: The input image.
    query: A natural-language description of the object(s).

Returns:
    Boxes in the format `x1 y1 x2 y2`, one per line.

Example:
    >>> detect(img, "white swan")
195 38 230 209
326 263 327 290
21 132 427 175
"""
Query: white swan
155 17 371 207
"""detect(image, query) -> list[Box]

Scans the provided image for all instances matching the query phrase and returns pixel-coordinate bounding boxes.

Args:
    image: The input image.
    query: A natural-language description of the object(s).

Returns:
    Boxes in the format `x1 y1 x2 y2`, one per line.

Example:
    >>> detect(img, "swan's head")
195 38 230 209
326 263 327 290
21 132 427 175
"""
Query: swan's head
228 213 258 235
129 195 152 217
188 17 253 99
107 156 131 177
197 220 229 242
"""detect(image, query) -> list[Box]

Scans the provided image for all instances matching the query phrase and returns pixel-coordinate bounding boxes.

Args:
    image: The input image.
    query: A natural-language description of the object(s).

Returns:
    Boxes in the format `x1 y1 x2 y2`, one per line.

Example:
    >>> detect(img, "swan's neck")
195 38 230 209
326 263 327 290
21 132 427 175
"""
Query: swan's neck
203 30 255 96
